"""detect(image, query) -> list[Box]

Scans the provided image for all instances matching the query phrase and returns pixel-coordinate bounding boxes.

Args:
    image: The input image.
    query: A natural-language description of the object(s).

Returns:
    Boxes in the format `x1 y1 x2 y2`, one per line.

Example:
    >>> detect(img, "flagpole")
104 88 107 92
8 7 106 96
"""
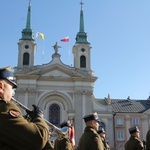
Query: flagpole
68 41 71 66
42 39 45 64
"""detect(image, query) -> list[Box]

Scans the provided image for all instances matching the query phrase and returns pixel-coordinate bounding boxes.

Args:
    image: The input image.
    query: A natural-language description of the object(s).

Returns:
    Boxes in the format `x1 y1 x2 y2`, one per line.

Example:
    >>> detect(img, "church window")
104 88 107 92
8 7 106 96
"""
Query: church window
25 45 29 49
23 52 29 65
81 48 85 52
80 55 86 68
49 104 60 127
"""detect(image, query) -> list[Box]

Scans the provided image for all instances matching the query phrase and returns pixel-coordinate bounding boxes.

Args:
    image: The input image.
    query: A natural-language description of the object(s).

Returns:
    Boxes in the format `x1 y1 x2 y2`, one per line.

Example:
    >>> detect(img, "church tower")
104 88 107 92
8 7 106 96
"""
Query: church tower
17 2 36 68
73 1 92 74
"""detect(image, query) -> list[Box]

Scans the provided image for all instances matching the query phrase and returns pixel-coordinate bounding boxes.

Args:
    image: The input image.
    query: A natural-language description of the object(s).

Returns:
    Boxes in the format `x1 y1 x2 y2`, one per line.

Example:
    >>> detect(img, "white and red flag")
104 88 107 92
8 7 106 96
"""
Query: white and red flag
60 36 69 42
70 123 75 146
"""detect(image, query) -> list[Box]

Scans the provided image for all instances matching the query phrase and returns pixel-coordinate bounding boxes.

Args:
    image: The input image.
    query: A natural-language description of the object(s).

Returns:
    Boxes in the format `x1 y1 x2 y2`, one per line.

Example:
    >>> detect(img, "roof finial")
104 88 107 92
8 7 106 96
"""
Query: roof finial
80 1 84 10
53 42 61 54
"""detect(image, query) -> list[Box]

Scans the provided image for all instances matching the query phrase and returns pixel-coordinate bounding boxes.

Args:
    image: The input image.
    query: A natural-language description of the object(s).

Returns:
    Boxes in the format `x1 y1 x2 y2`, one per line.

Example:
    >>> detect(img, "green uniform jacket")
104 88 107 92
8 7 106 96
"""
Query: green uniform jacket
124 135 144 150
0 99 49 150
77 126 104 150
101 137 110 150
42 140 54 150
54 136 73 150
146 130 150 150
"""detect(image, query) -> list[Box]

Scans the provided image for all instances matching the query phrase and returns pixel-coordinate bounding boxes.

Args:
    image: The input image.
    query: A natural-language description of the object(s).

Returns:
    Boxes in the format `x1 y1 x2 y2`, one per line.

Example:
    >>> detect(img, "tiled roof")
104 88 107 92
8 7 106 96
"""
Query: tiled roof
111 99 150 113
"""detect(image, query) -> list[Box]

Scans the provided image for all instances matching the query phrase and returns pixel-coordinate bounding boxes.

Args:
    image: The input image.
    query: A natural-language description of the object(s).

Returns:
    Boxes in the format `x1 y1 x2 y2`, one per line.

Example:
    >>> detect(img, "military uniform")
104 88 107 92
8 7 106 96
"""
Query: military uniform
100 137 110 150
146 130 150 150
0 67 49 150
54 136 73 150
0 99 49 150
97 128 110 150
54 121 74 150
78 126 103 150
124 126 144 150
42 139 54 150
77 113 104 150
125 136 144 150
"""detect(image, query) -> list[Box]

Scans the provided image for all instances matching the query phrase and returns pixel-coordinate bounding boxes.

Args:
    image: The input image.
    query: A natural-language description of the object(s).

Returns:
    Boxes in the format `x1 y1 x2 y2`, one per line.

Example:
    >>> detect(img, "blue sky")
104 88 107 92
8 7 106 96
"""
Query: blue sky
1 0 150 100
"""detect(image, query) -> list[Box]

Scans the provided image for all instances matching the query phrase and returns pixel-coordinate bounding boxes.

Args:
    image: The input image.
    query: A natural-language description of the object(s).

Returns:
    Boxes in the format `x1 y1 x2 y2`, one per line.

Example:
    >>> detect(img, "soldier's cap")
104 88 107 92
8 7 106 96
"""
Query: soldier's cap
129 126 140 134
97 128 106 134
83 112 100 123
60 121 71 128
0 66 17 88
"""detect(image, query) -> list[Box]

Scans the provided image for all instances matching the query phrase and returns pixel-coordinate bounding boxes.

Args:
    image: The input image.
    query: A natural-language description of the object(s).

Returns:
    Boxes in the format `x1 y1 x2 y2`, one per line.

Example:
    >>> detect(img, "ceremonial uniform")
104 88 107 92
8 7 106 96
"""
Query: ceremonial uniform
77 113 104 150
98 129 110 150
0 67 49 150
54 121 74 150
42 139 54 150
54 136 73 150
78 126 104 150
146 129 150 150
0 99 49 150
124 126 144 150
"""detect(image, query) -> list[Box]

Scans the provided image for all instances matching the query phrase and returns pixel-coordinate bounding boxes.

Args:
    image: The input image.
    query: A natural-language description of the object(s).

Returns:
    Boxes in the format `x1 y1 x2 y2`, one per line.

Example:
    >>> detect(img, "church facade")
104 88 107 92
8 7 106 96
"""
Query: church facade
14 2 150 149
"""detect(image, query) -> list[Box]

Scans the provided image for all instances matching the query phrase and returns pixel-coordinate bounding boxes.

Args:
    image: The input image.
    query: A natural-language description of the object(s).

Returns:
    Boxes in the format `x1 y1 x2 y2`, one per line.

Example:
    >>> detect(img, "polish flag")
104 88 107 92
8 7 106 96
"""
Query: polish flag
60 36 69 42
70 123 75 147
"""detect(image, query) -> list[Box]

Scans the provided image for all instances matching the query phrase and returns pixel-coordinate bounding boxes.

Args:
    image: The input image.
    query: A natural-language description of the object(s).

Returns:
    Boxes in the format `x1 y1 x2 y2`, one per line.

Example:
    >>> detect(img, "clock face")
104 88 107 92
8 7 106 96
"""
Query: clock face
25 45 29 49
81 48 85 52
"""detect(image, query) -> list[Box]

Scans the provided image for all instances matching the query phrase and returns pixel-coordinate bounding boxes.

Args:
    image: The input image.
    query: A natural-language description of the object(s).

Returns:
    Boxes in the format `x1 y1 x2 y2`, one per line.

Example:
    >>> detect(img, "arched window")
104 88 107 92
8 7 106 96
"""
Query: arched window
80 55 86 68
23 52 29 65
49 104 60 127
99 122 105 131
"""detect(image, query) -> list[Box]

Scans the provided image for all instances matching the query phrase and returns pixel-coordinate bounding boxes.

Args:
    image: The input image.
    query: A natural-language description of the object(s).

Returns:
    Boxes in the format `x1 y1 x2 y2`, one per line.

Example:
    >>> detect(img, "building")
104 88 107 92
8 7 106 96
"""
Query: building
14 2 150 149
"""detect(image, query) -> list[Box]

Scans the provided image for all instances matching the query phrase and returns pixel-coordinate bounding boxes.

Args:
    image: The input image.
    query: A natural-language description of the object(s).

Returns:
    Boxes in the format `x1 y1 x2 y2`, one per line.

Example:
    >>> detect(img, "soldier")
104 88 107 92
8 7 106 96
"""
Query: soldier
146 129 150 150
54 121 74 150
97 128 110 150
0 66 50 150
77 112 104 150
124 126 144 150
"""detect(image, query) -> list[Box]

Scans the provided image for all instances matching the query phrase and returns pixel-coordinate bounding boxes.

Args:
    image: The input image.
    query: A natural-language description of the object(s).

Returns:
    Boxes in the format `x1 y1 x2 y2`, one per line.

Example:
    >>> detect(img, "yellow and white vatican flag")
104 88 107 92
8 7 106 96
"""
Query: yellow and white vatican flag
35 32 45 64
36 32 44 40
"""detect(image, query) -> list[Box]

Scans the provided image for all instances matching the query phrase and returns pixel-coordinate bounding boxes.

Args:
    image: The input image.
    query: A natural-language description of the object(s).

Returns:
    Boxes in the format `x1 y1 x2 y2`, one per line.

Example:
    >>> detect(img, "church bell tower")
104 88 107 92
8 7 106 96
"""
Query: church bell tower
73 1 92 74
17 2 36 68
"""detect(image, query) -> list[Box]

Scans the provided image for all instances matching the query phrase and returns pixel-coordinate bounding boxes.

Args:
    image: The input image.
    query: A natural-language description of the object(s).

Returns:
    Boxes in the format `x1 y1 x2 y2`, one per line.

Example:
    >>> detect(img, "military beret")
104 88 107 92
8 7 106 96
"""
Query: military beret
129 126 140 134
83 112 100 123
0 66 17 88
97 128 106 134
60 121 71 128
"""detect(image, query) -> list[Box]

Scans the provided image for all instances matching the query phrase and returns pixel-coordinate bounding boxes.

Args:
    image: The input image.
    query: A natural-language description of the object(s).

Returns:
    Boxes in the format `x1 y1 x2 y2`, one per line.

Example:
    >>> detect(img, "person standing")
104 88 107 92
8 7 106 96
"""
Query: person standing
97 128 110 150
146 129 150 150
54 121 74 150
0 66 50 150
124 126 144 150
77 112 104 150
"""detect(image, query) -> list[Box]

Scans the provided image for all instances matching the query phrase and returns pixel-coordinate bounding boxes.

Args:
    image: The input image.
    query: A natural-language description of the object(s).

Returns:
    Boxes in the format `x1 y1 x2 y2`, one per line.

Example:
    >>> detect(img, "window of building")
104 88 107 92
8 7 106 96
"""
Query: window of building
23 52 29 65
80 55 86 68
117 131 124 141
49 104 60 127
133 118 139 126
117 118 123 126
81 48 85 52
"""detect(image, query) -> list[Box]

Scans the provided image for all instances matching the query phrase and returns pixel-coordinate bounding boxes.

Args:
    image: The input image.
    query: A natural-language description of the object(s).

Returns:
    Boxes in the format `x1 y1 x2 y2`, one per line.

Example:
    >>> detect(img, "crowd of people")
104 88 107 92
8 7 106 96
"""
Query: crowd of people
0 66 150 150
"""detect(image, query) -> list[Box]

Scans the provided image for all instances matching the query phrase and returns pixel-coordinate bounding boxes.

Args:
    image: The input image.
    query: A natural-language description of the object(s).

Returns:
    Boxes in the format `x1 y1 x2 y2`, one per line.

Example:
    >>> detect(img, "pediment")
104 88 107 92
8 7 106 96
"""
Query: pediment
24 64 87 78
42 69 70 77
